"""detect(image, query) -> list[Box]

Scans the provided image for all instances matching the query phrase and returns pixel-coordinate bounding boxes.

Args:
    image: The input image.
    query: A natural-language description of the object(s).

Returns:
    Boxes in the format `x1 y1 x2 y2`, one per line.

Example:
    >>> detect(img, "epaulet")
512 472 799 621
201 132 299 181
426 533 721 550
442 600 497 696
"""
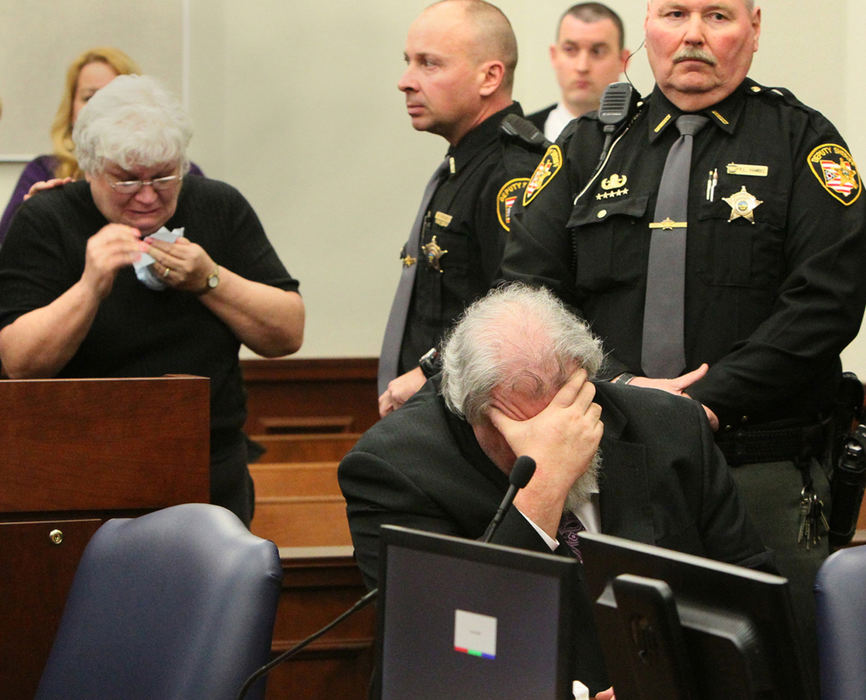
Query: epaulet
744 79 809 111
555 109 601 150
499 114 551 153
558 116 582 145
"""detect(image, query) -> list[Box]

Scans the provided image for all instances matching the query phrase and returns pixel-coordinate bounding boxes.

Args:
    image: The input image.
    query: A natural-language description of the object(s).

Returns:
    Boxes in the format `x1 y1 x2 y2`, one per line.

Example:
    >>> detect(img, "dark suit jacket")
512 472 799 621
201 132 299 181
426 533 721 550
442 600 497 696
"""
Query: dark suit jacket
527 104 555 133
338 377 771 692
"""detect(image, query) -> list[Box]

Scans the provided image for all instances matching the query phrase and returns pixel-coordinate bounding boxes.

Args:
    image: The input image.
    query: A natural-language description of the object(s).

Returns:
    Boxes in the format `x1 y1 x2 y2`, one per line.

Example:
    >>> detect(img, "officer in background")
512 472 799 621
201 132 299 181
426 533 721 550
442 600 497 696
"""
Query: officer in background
377 0 547 417
528 2 630 142
501 0 866 666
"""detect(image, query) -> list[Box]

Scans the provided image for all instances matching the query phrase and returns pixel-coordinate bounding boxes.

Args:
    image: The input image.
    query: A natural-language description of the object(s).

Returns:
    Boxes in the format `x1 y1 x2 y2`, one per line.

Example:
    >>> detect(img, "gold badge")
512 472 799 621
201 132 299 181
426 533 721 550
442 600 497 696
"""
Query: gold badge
726 163 769 177
601 174 628 190
649 217 687 230
496 178 529 231
523 145 563 207
722 186 763 223
434 211 453 227
401 254 416 267
422 235 448 272
807 144 861 206
597 173 629 200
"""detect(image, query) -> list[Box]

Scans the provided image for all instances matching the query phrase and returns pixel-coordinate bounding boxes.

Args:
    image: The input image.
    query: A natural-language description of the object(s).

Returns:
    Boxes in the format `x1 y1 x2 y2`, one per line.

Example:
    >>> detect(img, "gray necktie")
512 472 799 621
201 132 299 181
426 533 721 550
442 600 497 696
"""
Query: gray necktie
641 114 709 378
378 158 450 394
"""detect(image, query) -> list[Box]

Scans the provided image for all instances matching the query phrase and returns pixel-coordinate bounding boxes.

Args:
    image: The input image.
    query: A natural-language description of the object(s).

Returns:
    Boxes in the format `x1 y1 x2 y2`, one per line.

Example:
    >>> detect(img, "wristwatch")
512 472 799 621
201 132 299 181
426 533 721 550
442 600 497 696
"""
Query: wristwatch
201 265 220 294
612 373 635 385
419 348 442 378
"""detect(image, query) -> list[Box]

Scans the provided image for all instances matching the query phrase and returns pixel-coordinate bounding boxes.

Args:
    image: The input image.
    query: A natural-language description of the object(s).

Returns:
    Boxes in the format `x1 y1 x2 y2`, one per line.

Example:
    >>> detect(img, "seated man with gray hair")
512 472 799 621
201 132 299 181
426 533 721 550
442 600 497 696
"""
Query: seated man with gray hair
339 283 772 694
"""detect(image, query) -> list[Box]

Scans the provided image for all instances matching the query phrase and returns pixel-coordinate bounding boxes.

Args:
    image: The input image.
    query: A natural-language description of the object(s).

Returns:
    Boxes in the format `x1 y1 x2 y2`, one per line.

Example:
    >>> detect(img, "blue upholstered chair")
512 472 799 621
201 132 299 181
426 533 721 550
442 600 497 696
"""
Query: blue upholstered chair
35 503 282 700
814 543 866 700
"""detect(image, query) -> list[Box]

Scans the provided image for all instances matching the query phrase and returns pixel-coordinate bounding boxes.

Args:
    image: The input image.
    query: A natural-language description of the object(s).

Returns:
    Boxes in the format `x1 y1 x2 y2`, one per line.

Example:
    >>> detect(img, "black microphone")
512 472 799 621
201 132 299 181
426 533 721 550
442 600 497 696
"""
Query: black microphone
236 588 378 699
596 81 636 167
481 455 536 543
500 113 551 149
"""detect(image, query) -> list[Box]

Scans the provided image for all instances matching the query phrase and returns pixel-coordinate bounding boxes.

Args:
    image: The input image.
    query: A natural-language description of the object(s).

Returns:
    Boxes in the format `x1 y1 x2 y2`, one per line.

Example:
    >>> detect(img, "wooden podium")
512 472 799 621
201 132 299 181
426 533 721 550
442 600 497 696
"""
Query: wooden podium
0 376 211 698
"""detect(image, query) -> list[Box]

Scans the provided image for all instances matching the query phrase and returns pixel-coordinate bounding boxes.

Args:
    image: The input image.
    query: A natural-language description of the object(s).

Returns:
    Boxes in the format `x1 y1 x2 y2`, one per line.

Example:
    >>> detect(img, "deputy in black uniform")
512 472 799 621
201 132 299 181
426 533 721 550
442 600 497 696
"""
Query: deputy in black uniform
501 0 866 671
377 0 546 417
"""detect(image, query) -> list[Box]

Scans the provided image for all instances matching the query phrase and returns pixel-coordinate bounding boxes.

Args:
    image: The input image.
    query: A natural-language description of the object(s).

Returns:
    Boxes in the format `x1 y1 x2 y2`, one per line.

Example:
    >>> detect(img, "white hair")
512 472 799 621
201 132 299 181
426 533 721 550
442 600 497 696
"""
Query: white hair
441 283 604 424
73 74 192 175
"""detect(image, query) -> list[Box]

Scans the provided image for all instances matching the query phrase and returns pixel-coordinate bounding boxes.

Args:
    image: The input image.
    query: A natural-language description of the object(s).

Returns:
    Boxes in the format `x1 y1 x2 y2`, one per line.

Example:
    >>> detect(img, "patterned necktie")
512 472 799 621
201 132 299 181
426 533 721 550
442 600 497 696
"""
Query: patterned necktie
558 510 585 563
377 158 451 394
641 114 709 378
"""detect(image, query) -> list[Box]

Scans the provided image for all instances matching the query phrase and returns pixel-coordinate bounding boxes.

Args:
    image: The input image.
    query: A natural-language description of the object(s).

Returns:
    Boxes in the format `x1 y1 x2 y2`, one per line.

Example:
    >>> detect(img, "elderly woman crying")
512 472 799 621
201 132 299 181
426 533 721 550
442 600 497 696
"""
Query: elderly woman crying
0 75 305 525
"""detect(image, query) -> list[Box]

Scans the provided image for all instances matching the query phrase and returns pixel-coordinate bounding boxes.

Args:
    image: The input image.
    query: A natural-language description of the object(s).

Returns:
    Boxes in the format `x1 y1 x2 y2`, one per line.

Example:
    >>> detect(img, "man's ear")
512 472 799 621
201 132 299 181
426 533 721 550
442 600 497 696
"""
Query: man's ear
751 7 762 53
620 47 631 72
479 60 505 97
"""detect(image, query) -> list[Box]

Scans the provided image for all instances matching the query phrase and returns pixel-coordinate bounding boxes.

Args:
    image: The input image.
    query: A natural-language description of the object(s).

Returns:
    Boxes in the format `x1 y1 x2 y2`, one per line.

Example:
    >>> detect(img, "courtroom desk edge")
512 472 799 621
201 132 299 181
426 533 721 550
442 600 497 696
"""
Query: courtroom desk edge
279 545 362 586
241 357 378 382
280 545 356 559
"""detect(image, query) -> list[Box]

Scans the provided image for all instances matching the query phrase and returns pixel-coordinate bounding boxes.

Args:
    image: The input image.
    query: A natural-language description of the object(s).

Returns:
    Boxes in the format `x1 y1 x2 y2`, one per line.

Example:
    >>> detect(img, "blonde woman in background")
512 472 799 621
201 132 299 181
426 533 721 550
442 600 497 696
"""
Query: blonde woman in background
0 47 202 243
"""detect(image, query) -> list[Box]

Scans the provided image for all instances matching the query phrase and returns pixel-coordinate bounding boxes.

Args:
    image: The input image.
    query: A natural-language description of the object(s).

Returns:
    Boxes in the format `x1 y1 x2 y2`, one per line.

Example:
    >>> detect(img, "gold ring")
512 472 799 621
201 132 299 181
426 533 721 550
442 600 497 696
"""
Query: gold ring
163 266 172 278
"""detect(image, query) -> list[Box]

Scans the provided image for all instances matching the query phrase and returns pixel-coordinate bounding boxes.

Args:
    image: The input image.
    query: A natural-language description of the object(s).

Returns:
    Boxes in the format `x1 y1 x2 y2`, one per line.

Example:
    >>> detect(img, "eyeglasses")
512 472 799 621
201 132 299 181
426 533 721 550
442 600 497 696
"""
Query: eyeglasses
106 173 182 195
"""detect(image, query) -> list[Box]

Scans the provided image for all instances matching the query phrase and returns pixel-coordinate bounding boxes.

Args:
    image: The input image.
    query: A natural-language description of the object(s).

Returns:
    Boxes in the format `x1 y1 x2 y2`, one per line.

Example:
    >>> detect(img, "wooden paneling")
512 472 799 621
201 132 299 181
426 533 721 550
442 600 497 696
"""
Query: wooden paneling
0 518 103 698
251 497 352 547
0 377 210 513
265 546 375 700
249 459 350 547
250 462 340 497
0 377 211 699
258 415 356 434
241 357 379 436
251 433 362 463
241 360 377 698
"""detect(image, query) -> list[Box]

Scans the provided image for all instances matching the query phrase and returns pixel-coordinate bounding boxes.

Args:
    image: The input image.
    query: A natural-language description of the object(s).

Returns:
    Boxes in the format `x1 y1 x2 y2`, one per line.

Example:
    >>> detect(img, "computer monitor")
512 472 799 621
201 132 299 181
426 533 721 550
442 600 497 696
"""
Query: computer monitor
377 525 578 700
579 531 818 700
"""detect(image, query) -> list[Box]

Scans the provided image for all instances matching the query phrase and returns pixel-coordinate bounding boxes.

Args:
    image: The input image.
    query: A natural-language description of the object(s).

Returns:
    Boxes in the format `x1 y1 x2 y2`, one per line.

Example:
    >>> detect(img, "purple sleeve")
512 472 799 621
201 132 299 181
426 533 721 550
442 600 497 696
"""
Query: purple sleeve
0 156 56 244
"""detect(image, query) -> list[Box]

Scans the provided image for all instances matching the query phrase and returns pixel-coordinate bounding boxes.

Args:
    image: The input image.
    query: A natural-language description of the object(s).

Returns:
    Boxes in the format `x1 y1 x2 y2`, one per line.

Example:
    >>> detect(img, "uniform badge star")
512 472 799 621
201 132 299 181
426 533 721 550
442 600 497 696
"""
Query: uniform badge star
422 235 448 272
722 186 763 223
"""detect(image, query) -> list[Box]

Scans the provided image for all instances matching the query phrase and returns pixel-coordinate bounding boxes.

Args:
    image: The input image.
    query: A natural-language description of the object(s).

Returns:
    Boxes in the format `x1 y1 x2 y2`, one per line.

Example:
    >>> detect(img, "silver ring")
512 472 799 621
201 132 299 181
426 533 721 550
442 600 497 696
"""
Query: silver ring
162 266 172 278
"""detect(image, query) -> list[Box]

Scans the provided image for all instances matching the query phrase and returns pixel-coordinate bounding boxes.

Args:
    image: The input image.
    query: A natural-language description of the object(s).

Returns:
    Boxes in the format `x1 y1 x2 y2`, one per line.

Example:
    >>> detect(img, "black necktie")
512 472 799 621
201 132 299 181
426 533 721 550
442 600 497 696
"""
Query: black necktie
641 114 709 378
378 158 450 394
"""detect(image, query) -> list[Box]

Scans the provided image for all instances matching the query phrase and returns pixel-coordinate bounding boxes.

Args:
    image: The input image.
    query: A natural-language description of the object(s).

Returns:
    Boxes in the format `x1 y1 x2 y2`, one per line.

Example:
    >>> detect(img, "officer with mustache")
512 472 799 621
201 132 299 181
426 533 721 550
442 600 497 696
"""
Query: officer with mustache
501 0 866 674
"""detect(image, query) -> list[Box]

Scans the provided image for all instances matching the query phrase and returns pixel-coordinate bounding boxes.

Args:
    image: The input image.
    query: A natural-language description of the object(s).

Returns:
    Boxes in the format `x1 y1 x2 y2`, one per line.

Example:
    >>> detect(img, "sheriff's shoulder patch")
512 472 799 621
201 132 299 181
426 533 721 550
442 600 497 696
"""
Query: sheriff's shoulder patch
496 177 529 231
523 144 563 207
807 143 861 206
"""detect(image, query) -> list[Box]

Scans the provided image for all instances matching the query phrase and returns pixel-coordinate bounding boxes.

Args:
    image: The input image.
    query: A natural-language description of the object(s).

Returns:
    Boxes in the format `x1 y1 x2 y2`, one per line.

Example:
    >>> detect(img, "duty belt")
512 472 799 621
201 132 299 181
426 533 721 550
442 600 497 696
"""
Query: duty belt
715 418 830 467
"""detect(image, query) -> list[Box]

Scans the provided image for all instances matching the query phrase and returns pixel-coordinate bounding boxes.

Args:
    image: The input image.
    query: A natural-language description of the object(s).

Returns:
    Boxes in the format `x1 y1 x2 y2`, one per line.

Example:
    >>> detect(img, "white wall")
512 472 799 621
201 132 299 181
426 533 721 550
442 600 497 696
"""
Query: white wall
840 0 866 372
2 0 865 374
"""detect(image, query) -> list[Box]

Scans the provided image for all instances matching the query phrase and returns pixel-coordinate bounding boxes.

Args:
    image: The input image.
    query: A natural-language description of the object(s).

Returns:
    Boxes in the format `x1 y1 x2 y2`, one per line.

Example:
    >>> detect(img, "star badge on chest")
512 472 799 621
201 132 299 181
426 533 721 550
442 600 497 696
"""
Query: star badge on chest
722 186 763 223
422 235 448 272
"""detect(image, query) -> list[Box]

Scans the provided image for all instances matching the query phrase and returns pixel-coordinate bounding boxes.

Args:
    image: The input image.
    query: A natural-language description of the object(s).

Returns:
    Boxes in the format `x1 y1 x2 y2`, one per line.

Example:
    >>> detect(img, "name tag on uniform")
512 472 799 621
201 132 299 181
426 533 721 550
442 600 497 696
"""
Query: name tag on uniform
434 211 453 227
726 162 769 177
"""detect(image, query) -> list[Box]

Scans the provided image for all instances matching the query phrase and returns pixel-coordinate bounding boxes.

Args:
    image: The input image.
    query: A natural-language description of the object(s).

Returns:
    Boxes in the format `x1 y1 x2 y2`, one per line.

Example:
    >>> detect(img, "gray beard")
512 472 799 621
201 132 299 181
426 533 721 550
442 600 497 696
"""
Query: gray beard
564 449 601 514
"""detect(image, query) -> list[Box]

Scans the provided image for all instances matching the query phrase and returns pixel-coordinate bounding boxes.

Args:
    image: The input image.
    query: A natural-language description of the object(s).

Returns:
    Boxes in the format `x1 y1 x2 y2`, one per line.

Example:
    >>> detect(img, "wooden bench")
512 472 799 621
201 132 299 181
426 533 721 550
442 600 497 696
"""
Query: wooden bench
249 460 350 547
250 462 340 498
252 433 361 463
251 496 351 547
258 415 355 434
